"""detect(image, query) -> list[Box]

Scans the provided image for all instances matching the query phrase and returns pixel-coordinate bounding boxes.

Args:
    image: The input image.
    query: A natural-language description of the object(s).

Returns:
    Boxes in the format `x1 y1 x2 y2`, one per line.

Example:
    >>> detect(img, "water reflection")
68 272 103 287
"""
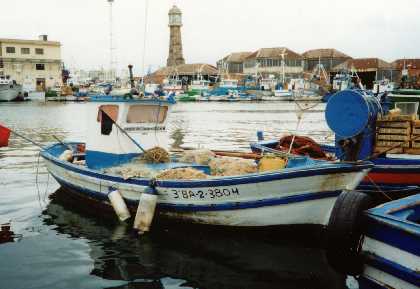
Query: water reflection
42 189 346 289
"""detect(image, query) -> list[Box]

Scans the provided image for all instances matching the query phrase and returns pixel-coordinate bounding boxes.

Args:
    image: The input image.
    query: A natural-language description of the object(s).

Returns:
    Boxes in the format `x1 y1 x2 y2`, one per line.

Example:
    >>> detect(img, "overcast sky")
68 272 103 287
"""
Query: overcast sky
1 0 419 75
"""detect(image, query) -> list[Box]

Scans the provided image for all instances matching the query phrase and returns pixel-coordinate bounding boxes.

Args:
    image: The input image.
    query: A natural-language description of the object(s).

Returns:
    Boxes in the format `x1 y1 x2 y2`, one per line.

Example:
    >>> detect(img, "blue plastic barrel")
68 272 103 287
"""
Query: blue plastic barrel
325 90 380 138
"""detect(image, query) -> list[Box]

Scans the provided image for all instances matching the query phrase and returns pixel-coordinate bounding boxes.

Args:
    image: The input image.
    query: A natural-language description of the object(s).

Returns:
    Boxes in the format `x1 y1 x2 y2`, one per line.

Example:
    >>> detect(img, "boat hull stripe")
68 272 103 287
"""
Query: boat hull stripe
364 255 420 287
41 149 371 188
51 173 341 212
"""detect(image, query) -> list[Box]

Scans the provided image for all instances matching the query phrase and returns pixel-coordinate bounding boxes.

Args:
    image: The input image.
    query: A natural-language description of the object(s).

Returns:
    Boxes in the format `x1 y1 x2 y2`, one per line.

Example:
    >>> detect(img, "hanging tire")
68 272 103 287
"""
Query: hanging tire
325 190 374 276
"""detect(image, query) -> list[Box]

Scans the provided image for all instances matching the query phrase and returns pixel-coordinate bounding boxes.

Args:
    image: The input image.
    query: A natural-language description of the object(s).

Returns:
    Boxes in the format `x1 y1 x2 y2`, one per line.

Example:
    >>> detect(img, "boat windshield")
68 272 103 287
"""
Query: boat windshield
126 105 168 124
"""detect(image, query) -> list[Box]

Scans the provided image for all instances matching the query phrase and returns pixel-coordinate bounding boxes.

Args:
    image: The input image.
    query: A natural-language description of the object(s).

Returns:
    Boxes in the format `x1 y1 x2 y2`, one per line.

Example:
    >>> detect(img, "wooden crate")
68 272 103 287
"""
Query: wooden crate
412 128 420 135
378 127 411 135
376 121 411 128
376 134 411 141
376 141 410 148
377 114 417 121
374 146 404 154
404 148 420 154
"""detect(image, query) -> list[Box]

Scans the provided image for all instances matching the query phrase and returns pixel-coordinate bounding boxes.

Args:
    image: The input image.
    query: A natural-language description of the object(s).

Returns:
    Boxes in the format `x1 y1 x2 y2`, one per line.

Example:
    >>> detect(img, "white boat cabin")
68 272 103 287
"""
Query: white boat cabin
163 77 183 92
189 79 210 91
85 97 174 169
260 78 277 91
372 79 395 94
219 79 238 88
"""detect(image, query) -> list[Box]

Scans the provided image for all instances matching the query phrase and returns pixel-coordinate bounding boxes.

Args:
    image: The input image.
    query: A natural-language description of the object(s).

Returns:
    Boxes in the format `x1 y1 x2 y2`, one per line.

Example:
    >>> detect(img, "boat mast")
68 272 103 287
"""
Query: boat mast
280 49 287 84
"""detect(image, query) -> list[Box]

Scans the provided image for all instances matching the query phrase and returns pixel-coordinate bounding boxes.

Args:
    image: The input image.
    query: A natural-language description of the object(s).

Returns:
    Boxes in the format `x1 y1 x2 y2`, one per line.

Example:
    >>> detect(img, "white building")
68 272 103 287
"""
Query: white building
0 35 62 92
243 47 304 78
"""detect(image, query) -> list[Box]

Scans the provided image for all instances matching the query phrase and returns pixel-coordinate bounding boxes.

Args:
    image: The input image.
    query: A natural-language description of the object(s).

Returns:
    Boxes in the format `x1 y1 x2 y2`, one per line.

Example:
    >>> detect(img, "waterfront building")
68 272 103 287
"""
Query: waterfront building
243 47 304 79
217 52 253 74
332 58 397 89
0 35 62 92
167 5 185 67
302 48 352 72
393 59 420 88
145 63 218 85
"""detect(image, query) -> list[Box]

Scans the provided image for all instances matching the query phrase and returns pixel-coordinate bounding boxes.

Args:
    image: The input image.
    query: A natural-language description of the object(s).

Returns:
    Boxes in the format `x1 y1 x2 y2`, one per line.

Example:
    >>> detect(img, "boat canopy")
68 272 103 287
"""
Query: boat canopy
86 96 174 169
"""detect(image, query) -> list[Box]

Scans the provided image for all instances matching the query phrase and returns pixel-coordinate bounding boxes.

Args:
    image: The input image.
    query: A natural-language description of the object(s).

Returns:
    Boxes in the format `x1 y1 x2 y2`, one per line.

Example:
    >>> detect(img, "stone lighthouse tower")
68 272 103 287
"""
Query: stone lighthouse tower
167 5 185 67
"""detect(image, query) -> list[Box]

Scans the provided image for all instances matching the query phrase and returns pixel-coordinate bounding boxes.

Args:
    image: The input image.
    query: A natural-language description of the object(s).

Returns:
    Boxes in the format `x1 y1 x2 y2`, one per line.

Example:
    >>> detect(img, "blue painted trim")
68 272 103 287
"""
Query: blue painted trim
364 219 420 256
41 143 372 189
85 150 141 169
252 140 420 174
51 173 341 212
89 96 175 104
364 254 420 287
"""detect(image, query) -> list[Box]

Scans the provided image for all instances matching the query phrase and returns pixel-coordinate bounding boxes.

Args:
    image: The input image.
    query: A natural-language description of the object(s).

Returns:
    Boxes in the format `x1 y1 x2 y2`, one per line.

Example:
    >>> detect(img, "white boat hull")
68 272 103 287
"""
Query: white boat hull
41 144 371 227
0 86 21 101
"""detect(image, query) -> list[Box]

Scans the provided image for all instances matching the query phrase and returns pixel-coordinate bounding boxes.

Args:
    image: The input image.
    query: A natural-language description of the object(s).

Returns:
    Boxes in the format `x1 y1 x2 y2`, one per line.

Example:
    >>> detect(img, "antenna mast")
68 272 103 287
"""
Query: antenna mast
108 0 115 81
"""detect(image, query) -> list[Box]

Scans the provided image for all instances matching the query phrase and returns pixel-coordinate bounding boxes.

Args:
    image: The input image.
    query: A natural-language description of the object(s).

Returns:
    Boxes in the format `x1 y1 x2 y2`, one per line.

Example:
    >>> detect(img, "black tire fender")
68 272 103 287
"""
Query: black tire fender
325 190 374 276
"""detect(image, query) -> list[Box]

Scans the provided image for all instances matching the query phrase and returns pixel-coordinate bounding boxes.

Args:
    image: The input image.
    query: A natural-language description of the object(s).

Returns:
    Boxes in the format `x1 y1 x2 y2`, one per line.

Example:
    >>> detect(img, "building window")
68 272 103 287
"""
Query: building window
36 64 45 70
35 48 44 55
6 47 15 54
21 48 30 54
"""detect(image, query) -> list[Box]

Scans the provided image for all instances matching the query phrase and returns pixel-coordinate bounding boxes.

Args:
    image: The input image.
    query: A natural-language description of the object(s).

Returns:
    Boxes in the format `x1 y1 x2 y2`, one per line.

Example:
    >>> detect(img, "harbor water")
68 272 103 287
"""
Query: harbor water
0 101 353 289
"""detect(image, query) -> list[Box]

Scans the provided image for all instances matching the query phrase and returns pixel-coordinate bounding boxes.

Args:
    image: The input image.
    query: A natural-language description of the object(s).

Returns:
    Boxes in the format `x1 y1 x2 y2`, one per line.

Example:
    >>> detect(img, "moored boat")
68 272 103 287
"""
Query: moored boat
40 95 372 228
251 89 420 192
325 192 419 289
0 76 23 102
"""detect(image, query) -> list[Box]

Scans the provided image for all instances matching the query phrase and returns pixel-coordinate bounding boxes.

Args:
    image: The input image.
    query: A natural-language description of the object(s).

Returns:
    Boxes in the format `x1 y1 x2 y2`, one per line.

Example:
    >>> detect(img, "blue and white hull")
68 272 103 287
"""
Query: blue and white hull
358 194 420 289
41 143 372 227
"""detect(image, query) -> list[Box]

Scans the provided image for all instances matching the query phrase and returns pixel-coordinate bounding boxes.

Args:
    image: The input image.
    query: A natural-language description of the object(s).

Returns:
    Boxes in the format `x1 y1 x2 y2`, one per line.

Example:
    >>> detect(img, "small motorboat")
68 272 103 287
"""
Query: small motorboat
0 76 23 102
40 95 372 230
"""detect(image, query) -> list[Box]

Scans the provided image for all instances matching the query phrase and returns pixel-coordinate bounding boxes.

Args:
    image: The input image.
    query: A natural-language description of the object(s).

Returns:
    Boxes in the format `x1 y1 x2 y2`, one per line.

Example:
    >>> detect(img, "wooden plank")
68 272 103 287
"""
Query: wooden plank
376 121 411 128
413 128 420 135
412 142 420 148
376 141 410 148
377 114 417 121
374 146 404 154
404 148 420 155
378 127 411 135
413 120 420 128
376 134 411 141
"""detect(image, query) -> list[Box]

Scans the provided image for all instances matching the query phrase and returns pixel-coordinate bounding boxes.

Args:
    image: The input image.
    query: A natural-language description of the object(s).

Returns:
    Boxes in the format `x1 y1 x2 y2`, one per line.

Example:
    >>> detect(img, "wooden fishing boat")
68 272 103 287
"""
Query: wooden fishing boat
251 89 420 191
40 95 372 229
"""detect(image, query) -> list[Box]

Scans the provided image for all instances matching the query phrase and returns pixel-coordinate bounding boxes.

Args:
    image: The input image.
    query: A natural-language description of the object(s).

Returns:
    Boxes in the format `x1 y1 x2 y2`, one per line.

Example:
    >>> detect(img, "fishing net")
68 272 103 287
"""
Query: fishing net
209 156 257 176
156 167 208 180
179 149 216 165
276 135 328 159
144 146 170 163
105 164 157 180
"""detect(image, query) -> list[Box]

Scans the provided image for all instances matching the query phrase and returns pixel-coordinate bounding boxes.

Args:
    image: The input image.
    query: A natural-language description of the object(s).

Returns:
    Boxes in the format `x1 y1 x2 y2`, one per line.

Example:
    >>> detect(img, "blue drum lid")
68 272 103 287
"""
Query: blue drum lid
325 90 370 138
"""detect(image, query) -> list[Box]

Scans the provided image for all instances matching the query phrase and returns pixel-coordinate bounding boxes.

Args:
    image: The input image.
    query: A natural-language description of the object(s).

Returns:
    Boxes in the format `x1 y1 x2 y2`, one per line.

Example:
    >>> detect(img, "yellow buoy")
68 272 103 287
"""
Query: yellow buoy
258 156 287 172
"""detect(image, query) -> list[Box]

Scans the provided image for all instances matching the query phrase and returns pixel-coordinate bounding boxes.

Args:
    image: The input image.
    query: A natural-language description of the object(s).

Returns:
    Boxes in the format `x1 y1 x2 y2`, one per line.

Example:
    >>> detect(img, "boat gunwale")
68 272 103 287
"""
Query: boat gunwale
40 142 373 188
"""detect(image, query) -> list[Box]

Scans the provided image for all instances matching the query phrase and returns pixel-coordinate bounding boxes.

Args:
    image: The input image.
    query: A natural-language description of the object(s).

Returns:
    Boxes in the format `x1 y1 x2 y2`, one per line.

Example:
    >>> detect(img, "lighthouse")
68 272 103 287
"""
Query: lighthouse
167 5 185 67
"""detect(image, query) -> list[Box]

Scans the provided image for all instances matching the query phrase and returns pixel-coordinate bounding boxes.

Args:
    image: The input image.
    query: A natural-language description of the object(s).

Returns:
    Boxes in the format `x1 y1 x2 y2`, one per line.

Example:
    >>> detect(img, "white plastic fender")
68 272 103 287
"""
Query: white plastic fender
108 189 131 222
133 187 158 233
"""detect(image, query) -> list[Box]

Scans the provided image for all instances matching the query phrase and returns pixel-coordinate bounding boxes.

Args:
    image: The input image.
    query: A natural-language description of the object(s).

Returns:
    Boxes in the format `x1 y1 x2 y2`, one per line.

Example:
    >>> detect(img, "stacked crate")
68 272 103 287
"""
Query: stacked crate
375 115 414 154
407 120 420 154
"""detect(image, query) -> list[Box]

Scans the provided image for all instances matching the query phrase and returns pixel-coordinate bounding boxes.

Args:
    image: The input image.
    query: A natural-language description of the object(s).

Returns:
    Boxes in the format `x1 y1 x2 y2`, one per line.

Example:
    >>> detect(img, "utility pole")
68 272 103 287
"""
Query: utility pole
108 0 115 81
